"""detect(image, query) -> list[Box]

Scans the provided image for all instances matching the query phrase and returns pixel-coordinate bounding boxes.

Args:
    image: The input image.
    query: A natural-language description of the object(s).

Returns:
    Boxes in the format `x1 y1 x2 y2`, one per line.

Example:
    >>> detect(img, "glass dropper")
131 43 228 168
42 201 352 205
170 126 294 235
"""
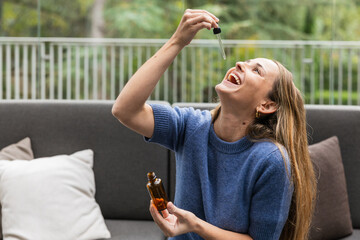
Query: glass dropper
213 27 226 60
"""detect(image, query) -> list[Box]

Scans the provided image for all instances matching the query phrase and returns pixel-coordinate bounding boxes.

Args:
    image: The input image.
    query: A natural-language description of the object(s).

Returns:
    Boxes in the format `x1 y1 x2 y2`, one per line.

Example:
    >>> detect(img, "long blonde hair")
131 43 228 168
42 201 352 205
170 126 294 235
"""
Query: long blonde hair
211 60 316 240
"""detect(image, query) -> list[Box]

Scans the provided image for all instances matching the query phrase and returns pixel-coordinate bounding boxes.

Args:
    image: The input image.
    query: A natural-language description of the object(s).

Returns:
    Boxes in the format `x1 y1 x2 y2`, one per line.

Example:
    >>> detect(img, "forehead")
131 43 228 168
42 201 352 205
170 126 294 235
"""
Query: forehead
249 58 278 70
249 58 279 79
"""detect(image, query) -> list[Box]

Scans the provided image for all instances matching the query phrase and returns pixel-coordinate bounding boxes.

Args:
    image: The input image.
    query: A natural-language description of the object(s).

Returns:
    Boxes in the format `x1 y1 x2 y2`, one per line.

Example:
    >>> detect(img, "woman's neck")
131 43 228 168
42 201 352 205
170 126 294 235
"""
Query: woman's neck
213 108 252 142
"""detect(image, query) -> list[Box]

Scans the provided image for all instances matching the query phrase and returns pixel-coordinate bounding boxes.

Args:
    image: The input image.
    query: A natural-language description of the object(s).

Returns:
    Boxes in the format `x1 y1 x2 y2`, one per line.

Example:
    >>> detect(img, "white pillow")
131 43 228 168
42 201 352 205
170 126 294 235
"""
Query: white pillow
0 149 111 240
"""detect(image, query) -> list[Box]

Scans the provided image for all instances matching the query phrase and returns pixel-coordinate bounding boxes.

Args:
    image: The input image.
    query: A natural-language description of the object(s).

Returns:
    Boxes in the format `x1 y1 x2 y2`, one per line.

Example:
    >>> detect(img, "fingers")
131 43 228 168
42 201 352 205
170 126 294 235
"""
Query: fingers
149 200 170 219
185 9 219 23
161 209 170 219
149 201 197 237
149 201 177 237
149 201 185 220
149 201 167 226
187 14 218 30
166 202 198 233
167 202 185 218
183 9 219 30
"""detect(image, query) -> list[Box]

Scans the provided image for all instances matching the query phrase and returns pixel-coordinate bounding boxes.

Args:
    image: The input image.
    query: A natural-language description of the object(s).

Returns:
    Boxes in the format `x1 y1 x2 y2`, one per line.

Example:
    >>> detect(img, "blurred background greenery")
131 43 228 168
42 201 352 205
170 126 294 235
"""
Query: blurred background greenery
1 0 360 105
1 0 360 41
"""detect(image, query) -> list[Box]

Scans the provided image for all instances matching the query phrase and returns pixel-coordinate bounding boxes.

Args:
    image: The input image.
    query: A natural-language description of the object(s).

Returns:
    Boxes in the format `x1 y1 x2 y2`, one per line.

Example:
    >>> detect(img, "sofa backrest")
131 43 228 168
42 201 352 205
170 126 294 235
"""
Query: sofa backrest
0 100 170 221
172 103 360 228
1 101 359 227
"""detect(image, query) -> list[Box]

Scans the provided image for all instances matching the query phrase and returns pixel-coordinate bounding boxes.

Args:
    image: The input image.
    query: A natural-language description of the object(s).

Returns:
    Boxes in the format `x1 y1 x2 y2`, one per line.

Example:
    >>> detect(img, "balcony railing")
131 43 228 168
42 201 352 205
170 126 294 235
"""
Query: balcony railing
1 37 360 105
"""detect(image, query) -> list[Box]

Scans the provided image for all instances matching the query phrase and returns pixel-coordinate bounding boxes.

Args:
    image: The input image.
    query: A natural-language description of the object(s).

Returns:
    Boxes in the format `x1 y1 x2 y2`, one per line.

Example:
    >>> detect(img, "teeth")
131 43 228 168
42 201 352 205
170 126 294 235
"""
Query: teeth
229 73 241 85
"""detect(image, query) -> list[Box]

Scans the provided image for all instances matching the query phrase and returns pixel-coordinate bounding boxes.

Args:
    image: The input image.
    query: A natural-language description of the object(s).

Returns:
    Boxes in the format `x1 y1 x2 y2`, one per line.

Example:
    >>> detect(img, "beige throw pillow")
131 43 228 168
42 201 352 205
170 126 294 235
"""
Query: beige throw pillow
0 137 34 160
0 149 111 240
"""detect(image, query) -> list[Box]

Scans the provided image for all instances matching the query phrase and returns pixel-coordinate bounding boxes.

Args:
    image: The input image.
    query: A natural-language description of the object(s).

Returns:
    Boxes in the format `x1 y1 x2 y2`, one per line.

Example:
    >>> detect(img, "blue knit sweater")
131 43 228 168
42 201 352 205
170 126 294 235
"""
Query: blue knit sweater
146 104 293 240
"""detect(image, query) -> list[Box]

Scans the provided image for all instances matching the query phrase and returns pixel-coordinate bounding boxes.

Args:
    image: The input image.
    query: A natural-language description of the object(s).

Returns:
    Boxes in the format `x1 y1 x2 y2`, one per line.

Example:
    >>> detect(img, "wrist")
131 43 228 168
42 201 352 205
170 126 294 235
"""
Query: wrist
192 216 205 235
168 36 187 50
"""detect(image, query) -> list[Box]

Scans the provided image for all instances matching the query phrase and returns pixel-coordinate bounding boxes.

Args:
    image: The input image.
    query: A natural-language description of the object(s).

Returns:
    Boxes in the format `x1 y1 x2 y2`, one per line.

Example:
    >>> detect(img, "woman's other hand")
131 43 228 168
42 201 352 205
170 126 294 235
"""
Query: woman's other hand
171 9 219 47
149 201 199 237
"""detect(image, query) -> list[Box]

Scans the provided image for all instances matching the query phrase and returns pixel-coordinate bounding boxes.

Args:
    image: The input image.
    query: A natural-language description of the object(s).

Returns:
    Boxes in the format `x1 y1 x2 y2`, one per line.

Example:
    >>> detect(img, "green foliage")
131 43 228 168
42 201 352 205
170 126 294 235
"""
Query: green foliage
1 0 94 37
105 0 165 38
2 0 360 40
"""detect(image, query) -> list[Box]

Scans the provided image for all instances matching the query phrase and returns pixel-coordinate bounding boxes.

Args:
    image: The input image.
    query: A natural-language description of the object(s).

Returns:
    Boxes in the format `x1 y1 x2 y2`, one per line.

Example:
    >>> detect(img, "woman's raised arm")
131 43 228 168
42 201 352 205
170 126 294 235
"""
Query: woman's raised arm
112 9 218 138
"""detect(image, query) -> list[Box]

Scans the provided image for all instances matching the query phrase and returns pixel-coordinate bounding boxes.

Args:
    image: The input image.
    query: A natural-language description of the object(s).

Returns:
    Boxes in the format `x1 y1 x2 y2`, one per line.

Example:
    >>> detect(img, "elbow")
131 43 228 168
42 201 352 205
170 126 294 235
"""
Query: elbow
112 103 127 123
112 102 135 126
111 104 119 118
112 100 148 127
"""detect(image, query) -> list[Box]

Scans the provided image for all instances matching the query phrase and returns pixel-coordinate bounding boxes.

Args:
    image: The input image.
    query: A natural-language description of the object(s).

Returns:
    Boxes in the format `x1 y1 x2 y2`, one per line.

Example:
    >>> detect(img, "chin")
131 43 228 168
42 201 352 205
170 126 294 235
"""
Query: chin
215 83 221 91
215 84 230 102
214 83 224 96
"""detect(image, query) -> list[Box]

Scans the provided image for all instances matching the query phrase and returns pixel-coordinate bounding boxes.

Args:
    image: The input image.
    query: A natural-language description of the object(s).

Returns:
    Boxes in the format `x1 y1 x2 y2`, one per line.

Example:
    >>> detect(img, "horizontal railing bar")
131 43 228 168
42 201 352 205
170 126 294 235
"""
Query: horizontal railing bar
2 37 360 48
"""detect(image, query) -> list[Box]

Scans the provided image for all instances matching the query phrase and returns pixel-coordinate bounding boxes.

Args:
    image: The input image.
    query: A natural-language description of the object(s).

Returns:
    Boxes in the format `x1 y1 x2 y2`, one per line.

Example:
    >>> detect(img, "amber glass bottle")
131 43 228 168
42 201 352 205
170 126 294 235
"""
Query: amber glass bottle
146 172 169 211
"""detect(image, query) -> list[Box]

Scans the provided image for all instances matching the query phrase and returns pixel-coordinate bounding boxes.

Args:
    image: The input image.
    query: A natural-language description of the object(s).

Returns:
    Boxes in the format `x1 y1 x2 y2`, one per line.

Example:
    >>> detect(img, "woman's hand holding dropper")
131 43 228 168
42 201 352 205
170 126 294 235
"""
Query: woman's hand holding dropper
170 9 219 47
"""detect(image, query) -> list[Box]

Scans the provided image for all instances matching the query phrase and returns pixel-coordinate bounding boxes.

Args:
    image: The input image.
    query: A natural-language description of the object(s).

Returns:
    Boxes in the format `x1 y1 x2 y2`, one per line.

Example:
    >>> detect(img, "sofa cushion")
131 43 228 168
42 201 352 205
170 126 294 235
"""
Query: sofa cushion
105 219 165 240
0 137 35 239
309 136 352 240
0 149 110 240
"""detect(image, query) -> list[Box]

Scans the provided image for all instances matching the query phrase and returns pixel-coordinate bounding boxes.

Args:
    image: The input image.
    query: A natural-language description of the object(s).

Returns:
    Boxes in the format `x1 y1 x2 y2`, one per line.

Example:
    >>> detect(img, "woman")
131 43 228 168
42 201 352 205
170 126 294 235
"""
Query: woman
112 9 316 240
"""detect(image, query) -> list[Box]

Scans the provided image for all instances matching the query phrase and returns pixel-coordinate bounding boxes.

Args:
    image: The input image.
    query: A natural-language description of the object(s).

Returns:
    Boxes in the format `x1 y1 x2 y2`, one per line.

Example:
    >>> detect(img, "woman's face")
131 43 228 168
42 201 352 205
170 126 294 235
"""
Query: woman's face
215 58 279 111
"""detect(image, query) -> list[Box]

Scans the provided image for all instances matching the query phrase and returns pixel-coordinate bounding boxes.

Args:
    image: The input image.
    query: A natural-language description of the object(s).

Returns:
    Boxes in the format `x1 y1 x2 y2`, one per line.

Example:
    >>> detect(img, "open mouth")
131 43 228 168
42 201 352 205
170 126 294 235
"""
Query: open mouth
227 72 242 85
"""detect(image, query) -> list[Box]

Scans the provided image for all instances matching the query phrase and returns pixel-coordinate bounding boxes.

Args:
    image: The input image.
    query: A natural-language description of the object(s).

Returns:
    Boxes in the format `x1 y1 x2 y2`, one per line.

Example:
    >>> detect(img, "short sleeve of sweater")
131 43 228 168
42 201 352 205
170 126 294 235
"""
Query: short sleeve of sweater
248 149 293 240
144 104 194 151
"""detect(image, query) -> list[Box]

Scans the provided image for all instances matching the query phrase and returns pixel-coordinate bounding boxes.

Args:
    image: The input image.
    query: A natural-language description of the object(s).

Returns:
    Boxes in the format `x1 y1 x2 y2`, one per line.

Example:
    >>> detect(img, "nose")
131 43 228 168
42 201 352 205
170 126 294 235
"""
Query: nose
236 62 245 72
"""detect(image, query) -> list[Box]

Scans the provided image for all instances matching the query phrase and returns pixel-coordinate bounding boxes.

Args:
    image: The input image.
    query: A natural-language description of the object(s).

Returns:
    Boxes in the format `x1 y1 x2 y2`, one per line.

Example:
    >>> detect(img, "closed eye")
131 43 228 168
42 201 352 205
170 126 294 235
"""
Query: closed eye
254 67 261 75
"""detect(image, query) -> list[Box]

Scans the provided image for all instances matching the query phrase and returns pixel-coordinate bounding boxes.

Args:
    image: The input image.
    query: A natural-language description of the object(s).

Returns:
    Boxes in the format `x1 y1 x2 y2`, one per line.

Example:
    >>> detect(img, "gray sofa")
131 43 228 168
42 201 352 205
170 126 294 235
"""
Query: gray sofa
0 100 359 240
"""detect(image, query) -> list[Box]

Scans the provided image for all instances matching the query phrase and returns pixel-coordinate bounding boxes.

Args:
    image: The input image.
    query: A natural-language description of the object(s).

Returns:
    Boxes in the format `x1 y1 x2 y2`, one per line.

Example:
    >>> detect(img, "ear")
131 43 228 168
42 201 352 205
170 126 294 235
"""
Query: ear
257 100 277 115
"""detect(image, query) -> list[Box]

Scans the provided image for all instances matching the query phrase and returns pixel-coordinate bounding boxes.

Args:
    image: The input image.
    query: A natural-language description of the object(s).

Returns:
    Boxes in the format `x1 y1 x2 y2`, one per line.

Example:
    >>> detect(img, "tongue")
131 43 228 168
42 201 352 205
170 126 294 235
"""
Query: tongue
228 74 238 85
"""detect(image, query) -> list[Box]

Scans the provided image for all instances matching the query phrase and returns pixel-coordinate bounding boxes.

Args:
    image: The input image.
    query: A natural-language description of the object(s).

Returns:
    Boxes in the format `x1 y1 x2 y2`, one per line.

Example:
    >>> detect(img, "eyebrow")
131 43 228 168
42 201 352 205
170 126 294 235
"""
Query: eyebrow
245 60 267 75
